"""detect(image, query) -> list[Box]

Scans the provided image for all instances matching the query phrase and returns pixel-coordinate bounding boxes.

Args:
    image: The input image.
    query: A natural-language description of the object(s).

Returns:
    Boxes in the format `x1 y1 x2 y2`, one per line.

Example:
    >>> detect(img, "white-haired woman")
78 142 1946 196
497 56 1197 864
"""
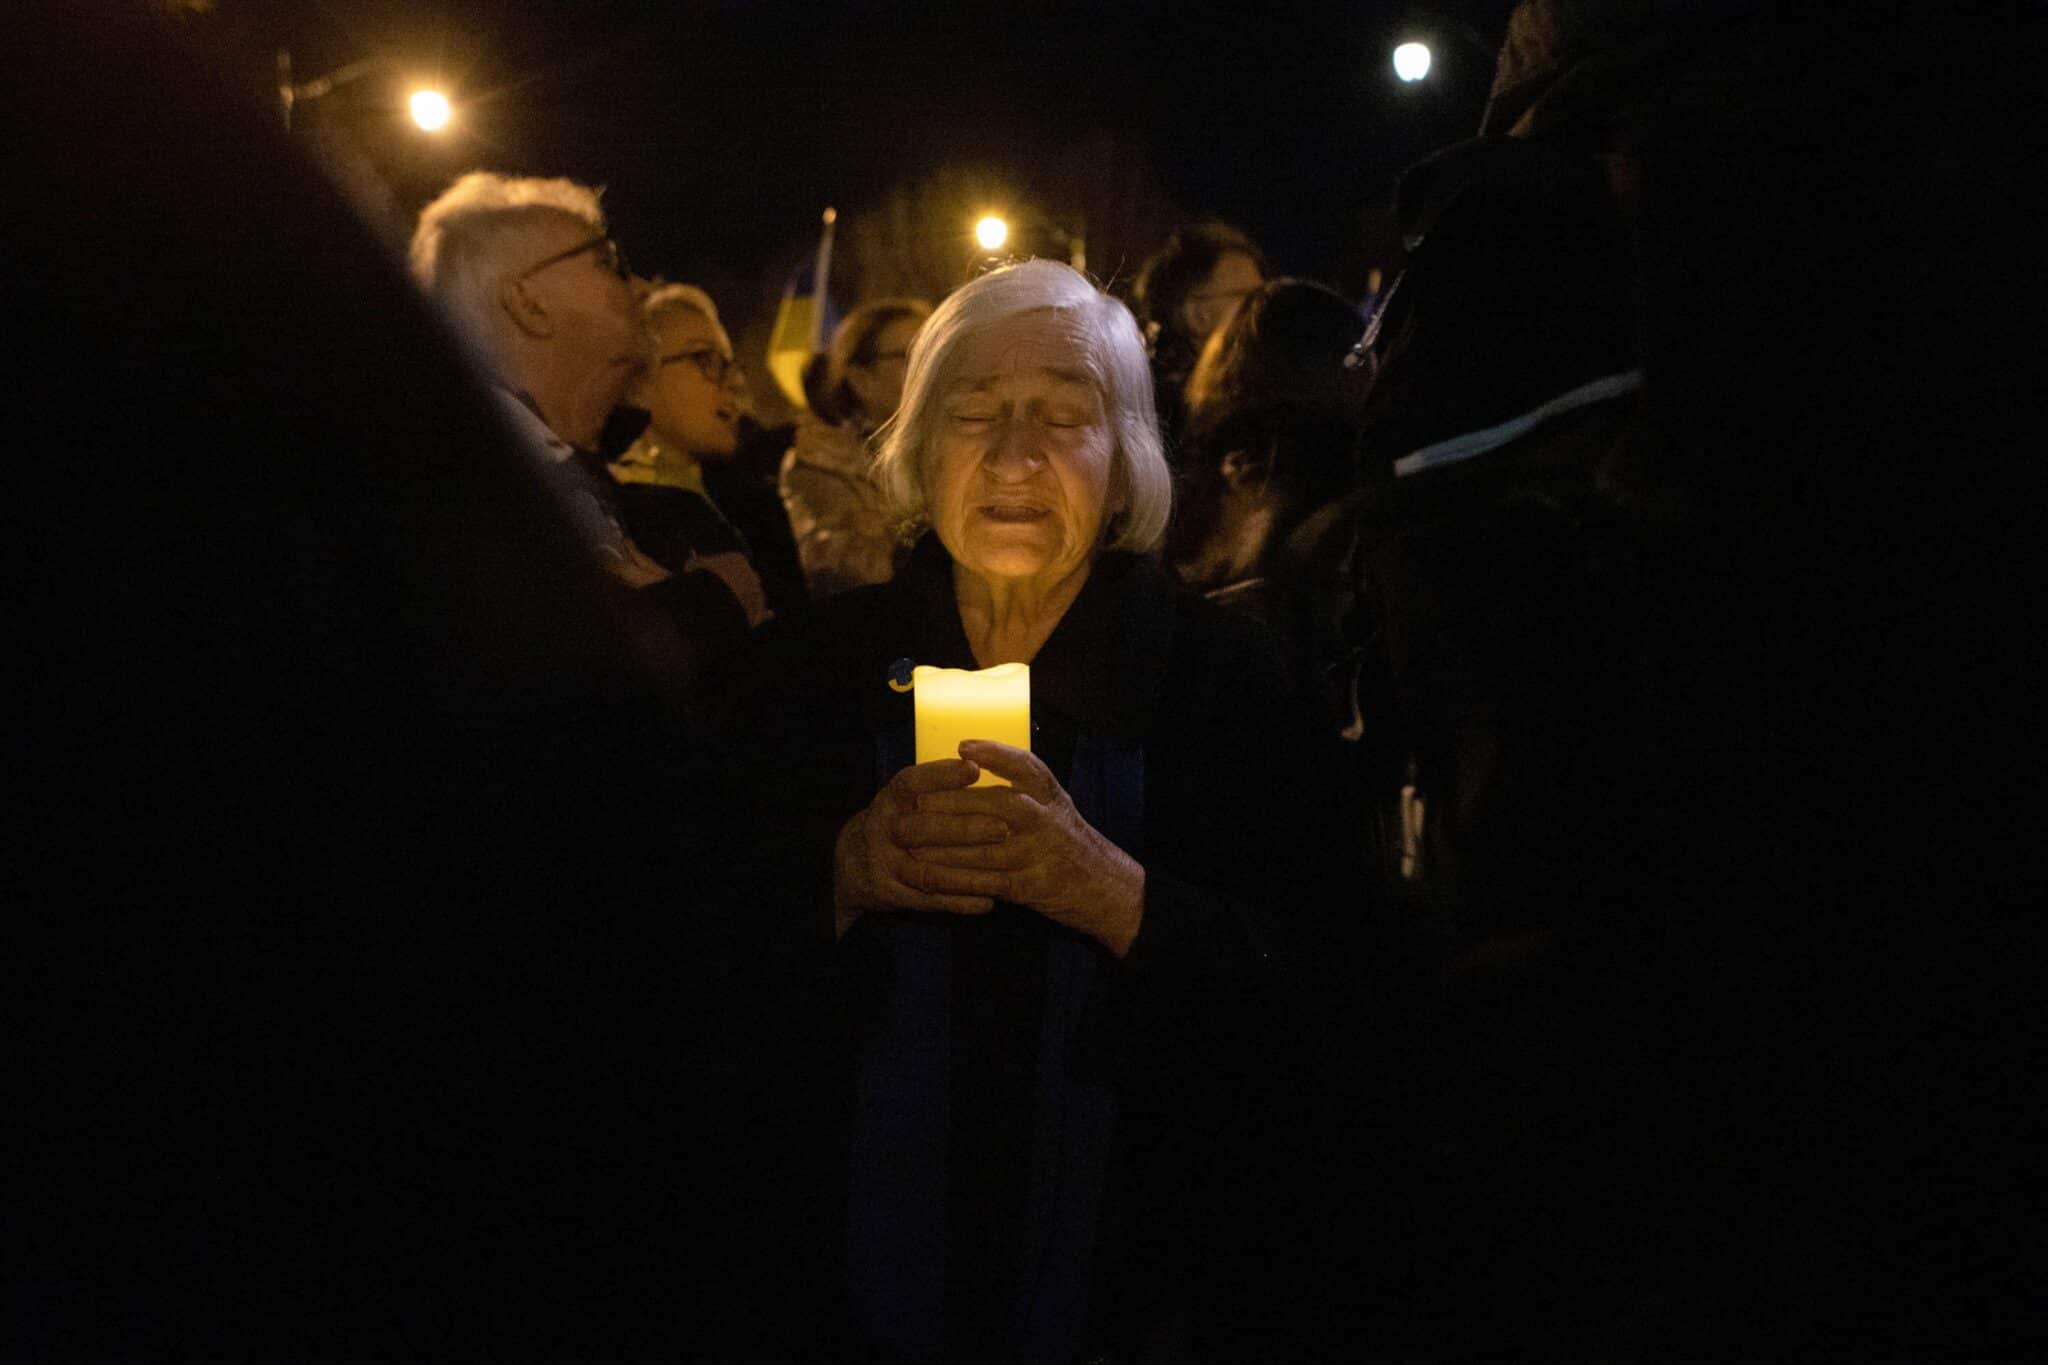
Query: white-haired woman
733 260 1337 1362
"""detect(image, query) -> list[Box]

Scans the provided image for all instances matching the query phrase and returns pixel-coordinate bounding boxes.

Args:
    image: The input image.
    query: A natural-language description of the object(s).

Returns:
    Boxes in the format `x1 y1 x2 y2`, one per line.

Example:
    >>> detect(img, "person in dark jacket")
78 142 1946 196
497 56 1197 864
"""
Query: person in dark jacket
709 400 812 621
9 5 760 1355
1319 2 2048 1357
1168 279 1370 735
727 260 1345 1363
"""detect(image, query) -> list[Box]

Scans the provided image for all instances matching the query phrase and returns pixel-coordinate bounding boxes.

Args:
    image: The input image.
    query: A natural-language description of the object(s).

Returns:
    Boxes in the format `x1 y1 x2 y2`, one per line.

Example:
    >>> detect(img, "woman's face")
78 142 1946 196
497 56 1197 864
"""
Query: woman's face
637 307 742 459
1178 250 1264 345
928 307 1117 591
845 315 920 426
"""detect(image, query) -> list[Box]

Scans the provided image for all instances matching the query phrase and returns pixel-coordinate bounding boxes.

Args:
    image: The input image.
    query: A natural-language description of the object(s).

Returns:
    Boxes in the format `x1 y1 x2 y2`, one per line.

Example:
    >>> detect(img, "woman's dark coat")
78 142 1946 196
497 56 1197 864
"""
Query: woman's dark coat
725 536 1353 1362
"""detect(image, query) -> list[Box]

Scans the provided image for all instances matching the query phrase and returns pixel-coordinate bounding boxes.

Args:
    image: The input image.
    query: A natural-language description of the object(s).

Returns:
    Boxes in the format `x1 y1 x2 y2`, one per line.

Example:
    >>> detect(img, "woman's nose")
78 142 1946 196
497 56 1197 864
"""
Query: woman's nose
982 419 1044 478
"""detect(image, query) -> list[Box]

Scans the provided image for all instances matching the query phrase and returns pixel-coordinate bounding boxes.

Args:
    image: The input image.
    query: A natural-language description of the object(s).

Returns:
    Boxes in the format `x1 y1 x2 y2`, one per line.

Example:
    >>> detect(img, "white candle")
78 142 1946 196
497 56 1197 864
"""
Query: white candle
912 663 1030 787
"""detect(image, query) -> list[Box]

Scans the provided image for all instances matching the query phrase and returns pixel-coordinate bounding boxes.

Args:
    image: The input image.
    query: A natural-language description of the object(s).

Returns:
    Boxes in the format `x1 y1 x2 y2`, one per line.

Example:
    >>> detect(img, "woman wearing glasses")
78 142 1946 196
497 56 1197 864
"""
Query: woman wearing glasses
609 284 773 662
778 297 931 598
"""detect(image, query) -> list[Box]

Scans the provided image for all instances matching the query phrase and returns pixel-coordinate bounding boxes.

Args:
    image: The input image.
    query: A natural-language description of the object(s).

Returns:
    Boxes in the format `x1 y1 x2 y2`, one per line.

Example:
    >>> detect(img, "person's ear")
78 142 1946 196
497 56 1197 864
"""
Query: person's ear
498 274 555 339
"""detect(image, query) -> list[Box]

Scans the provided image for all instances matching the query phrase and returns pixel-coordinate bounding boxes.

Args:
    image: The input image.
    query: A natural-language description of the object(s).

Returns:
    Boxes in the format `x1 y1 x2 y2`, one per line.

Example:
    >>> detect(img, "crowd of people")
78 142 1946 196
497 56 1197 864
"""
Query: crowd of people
15 0 2046 1360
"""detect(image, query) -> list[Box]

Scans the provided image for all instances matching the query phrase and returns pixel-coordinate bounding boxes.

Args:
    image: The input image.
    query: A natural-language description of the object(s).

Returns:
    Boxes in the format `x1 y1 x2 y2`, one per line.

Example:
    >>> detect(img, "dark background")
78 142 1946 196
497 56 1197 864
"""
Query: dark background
19 6 2047 1355
164 0 1509 415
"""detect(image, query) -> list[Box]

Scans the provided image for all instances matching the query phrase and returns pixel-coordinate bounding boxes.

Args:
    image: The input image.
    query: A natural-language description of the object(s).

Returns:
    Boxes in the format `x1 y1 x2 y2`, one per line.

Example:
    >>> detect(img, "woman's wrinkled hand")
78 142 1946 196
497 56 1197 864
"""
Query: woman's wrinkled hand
832 757 1006 937
904 740 1146 957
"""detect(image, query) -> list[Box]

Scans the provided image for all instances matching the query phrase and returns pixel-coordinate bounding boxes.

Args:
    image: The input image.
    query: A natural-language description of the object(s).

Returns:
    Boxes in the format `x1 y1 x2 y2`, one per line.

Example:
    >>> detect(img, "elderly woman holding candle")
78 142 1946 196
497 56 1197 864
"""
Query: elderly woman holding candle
732 259 1342 1363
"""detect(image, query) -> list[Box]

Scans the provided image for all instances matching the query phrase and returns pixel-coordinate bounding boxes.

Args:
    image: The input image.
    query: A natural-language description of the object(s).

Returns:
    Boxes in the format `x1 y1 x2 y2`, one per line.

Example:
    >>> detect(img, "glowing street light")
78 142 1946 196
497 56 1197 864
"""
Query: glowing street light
409 88 453 132
1392 41 1433 82
974 215 1010 252
1389 14 1495 91
277 49 454 133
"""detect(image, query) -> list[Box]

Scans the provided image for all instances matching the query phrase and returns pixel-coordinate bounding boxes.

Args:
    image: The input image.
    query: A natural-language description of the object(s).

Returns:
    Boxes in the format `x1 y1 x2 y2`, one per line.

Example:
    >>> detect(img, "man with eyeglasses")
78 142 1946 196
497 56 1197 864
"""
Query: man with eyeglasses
410 172 668 590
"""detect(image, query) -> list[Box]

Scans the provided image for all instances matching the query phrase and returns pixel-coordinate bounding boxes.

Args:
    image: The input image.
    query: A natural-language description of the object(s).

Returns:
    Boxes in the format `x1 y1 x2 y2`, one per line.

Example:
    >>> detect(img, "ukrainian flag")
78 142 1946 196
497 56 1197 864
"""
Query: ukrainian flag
766 207 839 410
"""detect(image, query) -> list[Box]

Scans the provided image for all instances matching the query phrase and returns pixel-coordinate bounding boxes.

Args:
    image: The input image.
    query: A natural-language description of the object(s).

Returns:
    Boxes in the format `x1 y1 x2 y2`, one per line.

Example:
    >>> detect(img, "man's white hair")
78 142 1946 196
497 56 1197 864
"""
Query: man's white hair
872 259 1171 554
408 171 607 367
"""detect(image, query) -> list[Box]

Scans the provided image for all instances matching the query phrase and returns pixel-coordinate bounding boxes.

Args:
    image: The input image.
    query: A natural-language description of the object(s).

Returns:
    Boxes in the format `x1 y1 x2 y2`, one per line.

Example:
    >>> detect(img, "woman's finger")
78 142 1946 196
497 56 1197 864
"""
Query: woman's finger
896 857 1010 899
956 741 1060 802
908 841 1032 870
914 786 1037 823
890 811 1008 848
885 889 997 916
889 757 983 798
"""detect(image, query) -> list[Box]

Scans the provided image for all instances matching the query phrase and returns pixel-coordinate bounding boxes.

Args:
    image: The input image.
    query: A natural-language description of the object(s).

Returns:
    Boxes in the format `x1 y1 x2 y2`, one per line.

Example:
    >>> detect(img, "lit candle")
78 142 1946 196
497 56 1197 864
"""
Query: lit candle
912 663 1030 787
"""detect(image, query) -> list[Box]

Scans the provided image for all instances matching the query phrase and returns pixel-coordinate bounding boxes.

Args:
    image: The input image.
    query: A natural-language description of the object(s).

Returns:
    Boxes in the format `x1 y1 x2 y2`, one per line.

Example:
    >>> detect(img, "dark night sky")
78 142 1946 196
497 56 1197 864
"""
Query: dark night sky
189 0 1511 343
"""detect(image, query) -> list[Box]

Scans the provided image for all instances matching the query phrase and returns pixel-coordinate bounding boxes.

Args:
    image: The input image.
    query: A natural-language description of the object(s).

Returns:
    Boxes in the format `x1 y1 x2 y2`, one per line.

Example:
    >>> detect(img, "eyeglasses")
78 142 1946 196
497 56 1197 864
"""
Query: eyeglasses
517 234 630 282
657 346 737 387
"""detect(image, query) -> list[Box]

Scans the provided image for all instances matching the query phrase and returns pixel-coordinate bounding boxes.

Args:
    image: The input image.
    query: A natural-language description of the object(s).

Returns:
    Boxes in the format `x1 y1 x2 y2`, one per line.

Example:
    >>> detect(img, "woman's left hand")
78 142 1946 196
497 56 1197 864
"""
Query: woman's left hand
907 740 1146 957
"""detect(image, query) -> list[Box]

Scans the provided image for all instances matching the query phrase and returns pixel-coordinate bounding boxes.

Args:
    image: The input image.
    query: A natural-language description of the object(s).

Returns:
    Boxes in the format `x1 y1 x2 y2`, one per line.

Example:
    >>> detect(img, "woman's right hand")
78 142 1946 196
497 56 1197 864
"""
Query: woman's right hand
832 758 1007 937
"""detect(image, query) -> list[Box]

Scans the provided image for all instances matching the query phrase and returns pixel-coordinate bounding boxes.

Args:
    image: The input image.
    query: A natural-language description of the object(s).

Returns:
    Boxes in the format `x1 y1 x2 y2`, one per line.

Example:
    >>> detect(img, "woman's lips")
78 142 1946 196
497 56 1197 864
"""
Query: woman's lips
979 503 1050 523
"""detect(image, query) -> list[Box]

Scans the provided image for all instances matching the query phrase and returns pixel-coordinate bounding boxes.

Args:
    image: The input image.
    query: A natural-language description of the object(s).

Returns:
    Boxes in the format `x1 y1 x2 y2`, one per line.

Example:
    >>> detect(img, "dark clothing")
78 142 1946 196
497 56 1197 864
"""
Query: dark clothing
1592 12 2048 1357
1322 5 2048 1357
1202 488 1374 745
1330 57 1742 1358
11 6 755 1355
614 476 751 575
539 449 752 690
611 475 755 656
1147 343 1195 472
707 418 810 620
1171 404 1367 746
727 537 1349 1362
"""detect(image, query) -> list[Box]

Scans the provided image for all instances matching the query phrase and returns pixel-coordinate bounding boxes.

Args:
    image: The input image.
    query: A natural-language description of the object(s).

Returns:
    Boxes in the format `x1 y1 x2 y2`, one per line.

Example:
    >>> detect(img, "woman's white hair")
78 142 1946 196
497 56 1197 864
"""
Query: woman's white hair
641 282 720 328
872 259 1171 554
408 171 607 368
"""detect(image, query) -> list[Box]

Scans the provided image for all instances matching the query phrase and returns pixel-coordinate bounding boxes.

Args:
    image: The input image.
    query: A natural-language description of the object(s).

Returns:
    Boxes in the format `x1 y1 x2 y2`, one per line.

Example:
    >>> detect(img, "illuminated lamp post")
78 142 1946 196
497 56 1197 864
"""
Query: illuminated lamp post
1391 12 1496 88
1393 41 1433 82
277 49 453 134
971 211 1086 274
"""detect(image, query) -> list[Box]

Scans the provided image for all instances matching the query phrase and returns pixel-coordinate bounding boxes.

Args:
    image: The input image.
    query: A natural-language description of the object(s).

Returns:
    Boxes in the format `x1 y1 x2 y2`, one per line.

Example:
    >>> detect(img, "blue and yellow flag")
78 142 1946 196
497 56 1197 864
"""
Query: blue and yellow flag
766 207 839 410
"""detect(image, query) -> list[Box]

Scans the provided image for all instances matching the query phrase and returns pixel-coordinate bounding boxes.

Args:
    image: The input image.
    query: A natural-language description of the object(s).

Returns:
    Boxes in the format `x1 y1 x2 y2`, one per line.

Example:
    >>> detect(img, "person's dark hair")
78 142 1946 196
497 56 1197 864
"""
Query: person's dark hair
1132 221 1268 353
800 350 836 420
1169 278 1368 569
822 297 931 424
1186 279 1366 441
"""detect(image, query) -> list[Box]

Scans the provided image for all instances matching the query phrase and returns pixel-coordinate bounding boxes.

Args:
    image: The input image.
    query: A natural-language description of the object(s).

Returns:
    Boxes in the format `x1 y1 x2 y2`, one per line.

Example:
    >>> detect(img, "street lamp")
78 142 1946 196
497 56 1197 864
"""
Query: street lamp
969 211 1086 273
408 89 453 132
1390 12 1496 87
276 49 452 134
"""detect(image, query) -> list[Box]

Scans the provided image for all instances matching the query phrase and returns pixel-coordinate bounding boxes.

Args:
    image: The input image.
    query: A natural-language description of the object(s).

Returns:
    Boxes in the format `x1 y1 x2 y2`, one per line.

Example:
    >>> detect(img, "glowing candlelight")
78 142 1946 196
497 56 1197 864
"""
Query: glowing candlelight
912 663 1030 786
